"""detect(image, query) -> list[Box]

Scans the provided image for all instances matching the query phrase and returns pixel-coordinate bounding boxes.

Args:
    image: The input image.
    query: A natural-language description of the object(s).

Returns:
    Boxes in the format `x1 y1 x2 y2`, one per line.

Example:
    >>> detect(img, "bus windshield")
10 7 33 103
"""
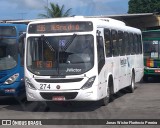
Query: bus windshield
27 35 94 76
0 38 18 70
143 40 160 59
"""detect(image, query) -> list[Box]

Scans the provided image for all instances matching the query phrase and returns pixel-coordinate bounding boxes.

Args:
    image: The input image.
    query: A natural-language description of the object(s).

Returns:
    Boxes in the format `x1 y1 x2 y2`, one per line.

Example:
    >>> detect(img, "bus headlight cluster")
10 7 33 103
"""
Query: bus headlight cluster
81 76 96 90
4 73 19 85
25 77 36 90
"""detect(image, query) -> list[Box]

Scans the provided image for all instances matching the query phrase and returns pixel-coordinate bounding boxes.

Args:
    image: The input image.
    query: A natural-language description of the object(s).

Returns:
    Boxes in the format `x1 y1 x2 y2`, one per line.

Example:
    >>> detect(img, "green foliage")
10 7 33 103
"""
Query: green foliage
128 0 160 13
39 3 72 18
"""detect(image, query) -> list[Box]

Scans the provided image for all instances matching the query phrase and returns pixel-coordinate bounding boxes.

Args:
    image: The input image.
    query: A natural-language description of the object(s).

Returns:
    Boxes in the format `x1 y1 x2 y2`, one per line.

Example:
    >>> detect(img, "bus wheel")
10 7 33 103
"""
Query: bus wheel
101 85 110 106
128 74 135 93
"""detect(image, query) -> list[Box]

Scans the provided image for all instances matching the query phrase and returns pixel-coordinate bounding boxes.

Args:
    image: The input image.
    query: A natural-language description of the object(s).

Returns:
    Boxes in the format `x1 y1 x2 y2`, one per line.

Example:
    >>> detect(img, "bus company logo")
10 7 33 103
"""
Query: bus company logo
56 85 61 89
66 68 82 72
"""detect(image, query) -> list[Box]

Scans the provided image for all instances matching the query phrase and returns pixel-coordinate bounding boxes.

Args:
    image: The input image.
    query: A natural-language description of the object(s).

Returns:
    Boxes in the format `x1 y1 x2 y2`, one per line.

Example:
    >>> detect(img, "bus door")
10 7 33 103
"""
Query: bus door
96 28 107 98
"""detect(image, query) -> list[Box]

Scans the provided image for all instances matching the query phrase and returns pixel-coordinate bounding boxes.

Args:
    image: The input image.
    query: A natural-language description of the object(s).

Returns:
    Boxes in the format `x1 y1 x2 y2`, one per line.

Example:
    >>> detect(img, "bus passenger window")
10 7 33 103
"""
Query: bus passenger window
118 31 124 56
124 32 129 55
112 30 119 56
134 34 138 54
138 35 142 54
129 33 135 54
104 29 112 57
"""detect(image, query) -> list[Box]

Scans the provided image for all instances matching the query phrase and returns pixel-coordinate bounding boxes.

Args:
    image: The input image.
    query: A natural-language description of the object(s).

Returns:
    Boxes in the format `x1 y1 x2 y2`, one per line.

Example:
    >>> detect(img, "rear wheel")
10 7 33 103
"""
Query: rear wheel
128 74 135 93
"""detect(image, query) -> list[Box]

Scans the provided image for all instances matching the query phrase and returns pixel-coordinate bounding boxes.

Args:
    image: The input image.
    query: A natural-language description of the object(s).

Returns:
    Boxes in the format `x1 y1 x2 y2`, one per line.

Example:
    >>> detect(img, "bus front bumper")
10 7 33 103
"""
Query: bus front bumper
144 68 160 76
26 87 99 102
0 81 25 97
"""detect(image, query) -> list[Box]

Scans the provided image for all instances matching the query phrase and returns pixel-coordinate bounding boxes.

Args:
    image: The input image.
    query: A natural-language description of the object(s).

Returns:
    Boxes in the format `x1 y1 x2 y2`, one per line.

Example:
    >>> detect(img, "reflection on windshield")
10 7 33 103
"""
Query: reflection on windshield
0 38 17 70
143 40 159 59
27 35 94 76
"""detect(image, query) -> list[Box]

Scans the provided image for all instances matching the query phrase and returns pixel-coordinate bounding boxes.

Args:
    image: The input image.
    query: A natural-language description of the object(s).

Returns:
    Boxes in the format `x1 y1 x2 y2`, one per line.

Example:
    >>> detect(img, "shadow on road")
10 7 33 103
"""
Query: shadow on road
0 87 138 112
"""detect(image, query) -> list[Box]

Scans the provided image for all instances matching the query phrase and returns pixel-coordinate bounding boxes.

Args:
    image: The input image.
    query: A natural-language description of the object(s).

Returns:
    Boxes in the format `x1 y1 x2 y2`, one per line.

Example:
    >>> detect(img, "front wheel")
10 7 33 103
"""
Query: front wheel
101 86 110 106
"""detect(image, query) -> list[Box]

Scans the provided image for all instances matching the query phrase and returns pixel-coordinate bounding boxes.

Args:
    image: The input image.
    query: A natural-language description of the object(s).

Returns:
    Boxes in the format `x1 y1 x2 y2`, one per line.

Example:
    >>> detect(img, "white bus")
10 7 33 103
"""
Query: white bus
24 17 143 105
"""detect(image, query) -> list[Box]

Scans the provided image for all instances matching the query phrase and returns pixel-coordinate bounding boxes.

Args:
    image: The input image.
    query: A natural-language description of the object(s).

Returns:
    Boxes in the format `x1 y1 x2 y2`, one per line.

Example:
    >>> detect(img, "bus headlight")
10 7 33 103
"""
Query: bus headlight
81 76 96 90
4 73 19 85
25 77 36 90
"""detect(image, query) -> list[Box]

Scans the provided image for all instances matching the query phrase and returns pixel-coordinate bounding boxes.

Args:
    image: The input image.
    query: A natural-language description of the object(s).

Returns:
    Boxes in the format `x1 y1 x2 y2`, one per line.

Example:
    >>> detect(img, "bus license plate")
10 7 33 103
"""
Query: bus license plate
155 70 160 73
52 96 65 101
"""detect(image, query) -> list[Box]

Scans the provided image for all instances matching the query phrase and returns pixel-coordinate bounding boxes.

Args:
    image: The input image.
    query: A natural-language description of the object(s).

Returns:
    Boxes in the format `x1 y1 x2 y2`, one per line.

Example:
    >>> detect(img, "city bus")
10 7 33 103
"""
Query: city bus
0 23 27 98
142 30 160 81
25 17 143 105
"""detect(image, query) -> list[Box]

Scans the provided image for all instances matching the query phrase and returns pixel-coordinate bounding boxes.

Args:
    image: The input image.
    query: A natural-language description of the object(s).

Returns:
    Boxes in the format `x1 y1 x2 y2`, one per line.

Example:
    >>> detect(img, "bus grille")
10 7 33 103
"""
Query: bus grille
35 78 83 83
40 92 78 100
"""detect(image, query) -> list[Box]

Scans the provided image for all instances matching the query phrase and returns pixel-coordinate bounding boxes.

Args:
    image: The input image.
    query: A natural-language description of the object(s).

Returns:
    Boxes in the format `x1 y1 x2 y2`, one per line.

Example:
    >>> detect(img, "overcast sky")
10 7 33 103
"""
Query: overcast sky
0 0 129 20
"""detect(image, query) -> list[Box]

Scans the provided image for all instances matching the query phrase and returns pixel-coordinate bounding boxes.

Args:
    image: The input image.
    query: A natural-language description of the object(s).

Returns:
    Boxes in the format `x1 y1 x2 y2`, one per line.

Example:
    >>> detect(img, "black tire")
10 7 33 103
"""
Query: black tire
128 74 135 93
101 78 113 106
101 85 110 106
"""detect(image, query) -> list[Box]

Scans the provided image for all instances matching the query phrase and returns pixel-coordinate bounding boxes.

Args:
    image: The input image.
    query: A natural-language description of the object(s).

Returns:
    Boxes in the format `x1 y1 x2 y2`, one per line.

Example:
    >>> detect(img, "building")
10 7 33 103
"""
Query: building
87 13 160 30
1 13 160 30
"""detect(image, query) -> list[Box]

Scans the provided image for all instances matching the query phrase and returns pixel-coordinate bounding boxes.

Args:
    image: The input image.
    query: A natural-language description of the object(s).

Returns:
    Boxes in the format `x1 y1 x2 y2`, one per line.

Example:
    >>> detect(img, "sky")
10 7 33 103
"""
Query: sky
0 0 129 20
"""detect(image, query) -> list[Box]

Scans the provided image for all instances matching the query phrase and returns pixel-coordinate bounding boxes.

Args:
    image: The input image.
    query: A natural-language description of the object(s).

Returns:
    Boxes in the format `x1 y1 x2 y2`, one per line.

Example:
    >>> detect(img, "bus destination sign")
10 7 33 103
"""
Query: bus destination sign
0 26 16 36
28 22 93 34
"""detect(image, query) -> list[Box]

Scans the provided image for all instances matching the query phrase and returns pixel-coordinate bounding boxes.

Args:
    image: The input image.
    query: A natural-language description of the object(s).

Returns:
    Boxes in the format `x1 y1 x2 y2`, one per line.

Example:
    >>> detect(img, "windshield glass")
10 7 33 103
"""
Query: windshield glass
143 40 160 59
0 38 18 70
27 35 94 76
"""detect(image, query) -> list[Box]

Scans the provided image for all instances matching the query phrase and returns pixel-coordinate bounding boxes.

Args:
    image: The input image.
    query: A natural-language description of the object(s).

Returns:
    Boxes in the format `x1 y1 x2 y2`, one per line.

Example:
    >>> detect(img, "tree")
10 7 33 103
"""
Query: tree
39 3 72 18
128 0 160 13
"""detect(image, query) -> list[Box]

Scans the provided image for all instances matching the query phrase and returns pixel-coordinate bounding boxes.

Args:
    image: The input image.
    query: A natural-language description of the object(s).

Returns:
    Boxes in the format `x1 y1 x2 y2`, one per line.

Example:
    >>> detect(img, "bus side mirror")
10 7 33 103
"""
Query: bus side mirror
18 33 26 54
18 33 26 66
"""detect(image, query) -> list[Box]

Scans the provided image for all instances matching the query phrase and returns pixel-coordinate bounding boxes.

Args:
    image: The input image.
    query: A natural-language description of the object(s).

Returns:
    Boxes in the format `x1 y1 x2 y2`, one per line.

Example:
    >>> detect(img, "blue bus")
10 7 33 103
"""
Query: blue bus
0 23 27 98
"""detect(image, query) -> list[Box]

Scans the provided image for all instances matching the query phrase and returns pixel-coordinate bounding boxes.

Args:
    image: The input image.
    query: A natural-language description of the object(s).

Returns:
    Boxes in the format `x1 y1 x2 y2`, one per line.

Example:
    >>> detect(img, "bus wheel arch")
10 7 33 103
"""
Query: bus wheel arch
101 75 114 106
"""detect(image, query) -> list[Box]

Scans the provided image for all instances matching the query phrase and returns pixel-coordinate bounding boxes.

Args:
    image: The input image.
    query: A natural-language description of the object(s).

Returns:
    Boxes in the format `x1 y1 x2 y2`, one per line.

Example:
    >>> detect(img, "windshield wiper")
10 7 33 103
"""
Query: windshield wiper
62 34 77 51
41 35 55 52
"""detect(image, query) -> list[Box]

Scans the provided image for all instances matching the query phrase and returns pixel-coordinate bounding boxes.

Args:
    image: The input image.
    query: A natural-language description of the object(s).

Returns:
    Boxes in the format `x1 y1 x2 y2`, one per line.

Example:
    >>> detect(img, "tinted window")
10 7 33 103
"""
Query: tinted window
118 31 124 56
104 29 112 57
27 35 94 76
124 32 129 55
97 36 105 74
112 30 119 56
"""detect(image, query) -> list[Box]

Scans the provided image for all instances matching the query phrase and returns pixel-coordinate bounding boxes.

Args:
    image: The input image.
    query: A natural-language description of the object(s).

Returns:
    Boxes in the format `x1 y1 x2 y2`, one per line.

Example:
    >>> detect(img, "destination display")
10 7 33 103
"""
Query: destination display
28 22 93 33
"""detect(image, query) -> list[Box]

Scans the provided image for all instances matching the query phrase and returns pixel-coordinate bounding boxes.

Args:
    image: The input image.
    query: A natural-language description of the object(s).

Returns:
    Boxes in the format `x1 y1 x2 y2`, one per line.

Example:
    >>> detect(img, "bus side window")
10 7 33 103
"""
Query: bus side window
97 35 105 74
118 31 124 56
111 30 119 56
134 34 138 54
104 29 112 57
138 35 142 54
129 33 134 54
124 32 129 55
18 33 26 66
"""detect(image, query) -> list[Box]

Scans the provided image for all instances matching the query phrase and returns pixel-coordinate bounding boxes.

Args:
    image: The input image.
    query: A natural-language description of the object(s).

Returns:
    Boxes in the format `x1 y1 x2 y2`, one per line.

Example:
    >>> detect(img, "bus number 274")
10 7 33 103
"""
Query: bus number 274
40 84 51 90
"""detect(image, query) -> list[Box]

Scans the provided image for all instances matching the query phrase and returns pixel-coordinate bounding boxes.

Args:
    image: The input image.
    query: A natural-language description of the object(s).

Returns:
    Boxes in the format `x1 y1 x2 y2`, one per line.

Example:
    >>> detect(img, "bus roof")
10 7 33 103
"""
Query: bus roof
0 23 27 31
28 16 141 34
28 16 125 25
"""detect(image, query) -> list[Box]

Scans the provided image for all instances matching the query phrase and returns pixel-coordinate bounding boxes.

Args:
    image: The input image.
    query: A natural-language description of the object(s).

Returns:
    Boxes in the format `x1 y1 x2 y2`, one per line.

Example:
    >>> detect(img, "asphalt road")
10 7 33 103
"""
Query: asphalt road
0 77 160 128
